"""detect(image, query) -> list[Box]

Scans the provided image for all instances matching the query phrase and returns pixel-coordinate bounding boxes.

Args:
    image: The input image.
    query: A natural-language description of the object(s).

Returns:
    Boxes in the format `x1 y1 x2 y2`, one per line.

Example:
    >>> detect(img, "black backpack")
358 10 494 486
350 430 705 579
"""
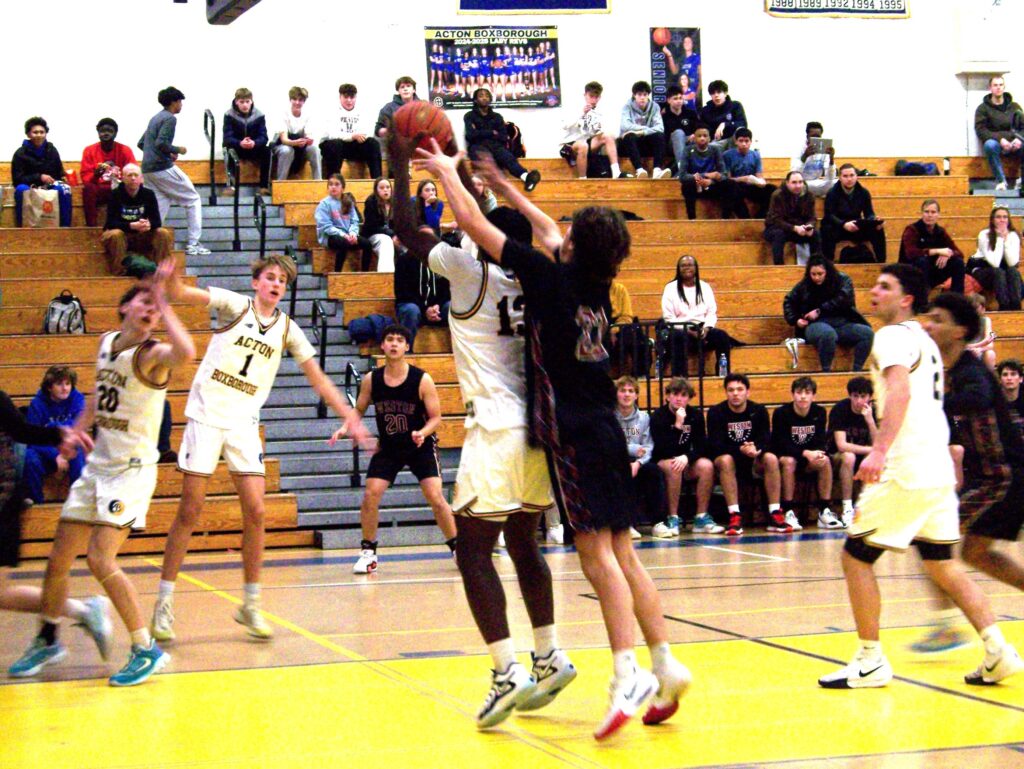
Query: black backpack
505 121 526 159
43 290 87 334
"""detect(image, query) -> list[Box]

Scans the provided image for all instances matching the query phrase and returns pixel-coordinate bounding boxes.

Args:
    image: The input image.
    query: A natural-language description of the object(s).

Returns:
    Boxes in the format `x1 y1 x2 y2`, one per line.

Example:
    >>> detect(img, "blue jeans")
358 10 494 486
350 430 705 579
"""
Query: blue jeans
23 446 85 503
983 139 1024 184
396 301 450 352
804 318 874 372
14 183 72 227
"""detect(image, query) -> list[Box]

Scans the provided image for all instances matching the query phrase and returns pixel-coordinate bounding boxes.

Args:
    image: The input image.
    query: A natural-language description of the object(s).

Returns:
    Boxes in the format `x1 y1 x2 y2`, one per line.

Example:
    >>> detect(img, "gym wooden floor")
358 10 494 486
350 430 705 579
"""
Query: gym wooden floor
2 531 1022 768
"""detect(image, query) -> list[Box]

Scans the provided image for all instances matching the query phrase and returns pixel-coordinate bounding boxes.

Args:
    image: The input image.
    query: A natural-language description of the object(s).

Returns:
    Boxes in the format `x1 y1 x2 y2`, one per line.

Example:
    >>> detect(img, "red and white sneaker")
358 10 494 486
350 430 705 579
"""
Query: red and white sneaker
593 669 658 740
643 660 692 725
725 514 744 536
766 512 793 533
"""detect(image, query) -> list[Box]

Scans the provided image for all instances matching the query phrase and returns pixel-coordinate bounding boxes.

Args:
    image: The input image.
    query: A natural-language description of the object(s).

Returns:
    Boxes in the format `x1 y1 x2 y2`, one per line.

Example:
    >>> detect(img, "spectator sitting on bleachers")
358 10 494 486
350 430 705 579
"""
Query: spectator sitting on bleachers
464 86 541 190
375 76 421 140
968 205 1022 310
974 74 1024 191
771 376 838 531
101 164 172 277
415 180 448 237
363 176 399 272
223 87 271 194
698 80 747 150
822 164 886 263
792 121 836 198
560 80 623 179
649 377 720 537
618 80 670 179
661 85 698 177
828 376 875 527
80 118 136 227
316 175 372 271
12 116 71 227
678 125 740 220
661 254 735 375
764 171 820 266
273 86 322 182
997 359 1024 420
783 255 873 372
723 127 775 218
394 243 450 352
898 198 966 294
22 366 85 505
471 174 498 214
966 293 997 370
322 83 382 179
707 373 785 536
614 376 665 539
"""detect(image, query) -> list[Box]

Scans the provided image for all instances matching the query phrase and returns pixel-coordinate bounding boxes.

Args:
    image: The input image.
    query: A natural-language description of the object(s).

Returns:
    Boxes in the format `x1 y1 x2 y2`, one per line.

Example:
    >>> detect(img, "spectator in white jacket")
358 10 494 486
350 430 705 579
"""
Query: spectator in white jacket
618 81 670 180
660 254 735 375
273 86 322 181
320 83 382 179
559 81 623 179
968 205 1023 310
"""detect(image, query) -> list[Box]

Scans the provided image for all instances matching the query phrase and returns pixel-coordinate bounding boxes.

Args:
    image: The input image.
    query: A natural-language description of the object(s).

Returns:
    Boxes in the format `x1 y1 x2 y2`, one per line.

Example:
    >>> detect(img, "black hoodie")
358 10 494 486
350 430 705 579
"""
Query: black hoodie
698 96 747 140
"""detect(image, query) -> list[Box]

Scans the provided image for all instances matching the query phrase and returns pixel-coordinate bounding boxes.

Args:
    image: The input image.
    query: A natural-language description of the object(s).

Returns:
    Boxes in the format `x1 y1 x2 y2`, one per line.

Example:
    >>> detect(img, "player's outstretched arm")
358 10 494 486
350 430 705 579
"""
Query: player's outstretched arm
855 365 909 484
165 257 211 307
307 359 375 450
412 373 443 446
388 131 440 265
143 261 198 380
473 151 562 255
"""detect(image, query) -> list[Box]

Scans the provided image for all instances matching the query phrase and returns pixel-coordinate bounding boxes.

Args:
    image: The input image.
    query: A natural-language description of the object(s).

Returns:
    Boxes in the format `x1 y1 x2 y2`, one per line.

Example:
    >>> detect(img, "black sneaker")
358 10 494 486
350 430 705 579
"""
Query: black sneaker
524 169 541 192
618 172 634 179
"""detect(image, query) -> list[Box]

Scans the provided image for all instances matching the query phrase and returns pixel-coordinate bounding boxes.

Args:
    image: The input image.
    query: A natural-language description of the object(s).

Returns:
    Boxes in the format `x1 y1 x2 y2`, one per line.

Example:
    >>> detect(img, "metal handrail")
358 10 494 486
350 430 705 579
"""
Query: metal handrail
311 299 338 419
202 109 218 206
253 193 267 260
225 147 241 251
610 318 708 413
344 361 364 487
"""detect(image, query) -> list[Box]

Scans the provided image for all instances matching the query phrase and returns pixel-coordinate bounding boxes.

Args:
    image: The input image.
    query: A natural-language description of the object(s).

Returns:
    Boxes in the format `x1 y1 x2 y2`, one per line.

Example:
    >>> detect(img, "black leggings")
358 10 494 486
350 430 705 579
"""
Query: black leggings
327 234 374 271
668 327 732 375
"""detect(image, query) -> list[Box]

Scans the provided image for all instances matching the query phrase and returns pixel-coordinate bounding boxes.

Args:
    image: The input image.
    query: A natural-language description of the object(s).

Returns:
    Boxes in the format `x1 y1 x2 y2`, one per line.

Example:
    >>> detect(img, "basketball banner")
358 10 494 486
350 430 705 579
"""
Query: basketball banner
765 0 908 18
649 27 701 110
424 27 562 109
458 1 609 13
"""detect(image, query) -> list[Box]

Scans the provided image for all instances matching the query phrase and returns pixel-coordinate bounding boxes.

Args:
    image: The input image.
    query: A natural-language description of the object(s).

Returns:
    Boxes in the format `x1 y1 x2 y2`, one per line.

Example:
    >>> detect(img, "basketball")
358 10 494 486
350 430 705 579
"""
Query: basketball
652 27 672 47
393 101 454 152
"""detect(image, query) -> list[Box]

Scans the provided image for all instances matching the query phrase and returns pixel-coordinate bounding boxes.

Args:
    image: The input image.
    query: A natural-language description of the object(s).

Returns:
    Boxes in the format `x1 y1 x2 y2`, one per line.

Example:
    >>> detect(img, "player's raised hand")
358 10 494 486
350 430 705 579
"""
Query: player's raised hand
472 150 508 190
412 138 464 177
150 258 176 307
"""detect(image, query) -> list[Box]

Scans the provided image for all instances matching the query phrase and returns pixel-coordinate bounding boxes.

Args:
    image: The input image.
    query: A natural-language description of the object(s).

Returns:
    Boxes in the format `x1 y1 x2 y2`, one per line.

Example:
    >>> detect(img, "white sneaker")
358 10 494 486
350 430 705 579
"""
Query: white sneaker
496 531 506 549
594 669 659 740
76 595 113 661
784 510 803 531
635 168 648 178
545 524 564 545
353 549 378 574
518 649 577 711
817 508 843 529
476 662 537 728
643 660 692 725
150 594 176 643
629 527 642 540
691 513 724 534
1016 177 1022 191
233 604 273 640
818 653 892 689
841 509 854 529
651 522 676 539
996 181 1009 191
653 167 672 180
965 643 1024 685
185 243 212 256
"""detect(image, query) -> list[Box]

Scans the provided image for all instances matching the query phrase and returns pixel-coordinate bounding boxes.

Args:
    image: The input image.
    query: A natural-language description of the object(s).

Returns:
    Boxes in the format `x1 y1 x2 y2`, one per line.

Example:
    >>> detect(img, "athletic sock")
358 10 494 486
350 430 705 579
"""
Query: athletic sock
980 624 1007 657
488 637 517 672
158 580 175 600
39 618 60 645
613 648 638 680
768 503 780 514
544 508 560 528
65 599 87 622
445 537 458 553
858 639 882 661
360 539 378 552
649 641 673 674
533 624 558 659
727 504 740 514
842 499 854 514
130 627 152 648
243 583 261 606
610 162 621 177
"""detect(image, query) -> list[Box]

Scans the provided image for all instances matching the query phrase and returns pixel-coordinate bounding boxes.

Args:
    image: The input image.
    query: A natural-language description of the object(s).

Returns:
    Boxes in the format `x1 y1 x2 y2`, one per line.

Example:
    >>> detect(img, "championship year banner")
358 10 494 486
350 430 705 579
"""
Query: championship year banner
649 27 701 110
765 0 908 18
425 27 561 109
459 1 609 13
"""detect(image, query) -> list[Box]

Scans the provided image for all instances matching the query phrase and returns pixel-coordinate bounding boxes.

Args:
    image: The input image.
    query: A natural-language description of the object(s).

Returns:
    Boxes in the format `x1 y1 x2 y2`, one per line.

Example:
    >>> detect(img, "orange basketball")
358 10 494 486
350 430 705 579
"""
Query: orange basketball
652 27 672 47
393 101 454 152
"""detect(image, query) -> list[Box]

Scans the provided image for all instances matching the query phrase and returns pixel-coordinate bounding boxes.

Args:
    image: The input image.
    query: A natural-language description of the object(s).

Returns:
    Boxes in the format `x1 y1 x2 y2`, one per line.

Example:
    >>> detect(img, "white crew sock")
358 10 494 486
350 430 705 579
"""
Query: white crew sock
533 624 558 659
130 627 152 648
488 637 517 671
158 580 175 600
612 648 638 680
980 624 1007 656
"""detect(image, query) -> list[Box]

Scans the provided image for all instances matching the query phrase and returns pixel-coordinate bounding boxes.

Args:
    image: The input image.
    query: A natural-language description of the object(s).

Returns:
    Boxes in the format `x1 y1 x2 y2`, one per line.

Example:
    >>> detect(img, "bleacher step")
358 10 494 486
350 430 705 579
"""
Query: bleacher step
312 510 456 549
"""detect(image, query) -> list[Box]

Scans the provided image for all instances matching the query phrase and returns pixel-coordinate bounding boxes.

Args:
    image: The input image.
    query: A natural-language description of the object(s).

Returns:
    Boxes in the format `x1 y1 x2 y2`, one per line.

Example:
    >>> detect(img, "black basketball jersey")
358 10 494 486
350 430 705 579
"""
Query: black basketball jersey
370 365 432 454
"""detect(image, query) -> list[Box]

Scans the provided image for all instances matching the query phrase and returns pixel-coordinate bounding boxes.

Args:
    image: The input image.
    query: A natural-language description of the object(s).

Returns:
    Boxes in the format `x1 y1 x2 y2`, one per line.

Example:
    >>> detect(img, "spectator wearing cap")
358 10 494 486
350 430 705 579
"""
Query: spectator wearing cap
223 87 271 194
80 118 137 227
11 116 71 227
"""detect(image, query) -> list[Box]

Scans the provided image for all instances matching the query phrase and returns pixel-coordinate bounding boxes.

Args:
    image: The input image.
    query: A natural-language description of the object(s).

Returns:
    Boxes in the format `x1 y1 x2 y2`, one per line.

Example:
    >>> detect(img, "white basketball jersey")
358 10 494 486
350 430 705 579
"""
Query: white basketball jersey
869 320 954 488
186 287 315 430
90 331 167 471
429 242 527 431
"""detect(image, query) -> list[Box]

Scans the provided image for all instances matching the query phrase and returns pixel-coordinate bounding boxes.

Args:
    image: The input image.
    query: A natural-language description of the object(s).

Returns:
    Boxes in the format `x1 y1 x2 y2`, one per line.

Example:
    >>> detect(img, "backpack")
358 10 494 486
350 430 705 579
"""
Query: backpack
44 290 87 334
347 313 394 344
505 121 526 159
895 160 939 176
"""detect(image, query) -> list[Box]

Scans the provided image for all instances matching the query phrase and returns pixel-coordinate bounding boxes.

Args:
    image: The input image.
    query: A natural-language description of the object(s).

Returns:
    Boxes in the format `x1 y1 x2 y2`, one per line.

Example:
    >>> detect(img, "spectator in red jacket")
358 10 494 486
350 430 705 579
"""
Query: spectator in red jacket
80 118 137 227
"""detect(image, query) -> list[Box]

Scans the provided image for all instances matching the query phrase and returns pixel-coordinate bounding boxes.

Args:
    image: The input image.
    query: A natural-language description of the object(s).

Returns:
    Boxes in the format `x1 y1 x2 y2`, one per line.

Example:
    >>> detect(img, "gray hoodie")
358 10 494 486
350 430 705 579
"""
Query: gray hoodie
620 98 664 136
615 405 653 465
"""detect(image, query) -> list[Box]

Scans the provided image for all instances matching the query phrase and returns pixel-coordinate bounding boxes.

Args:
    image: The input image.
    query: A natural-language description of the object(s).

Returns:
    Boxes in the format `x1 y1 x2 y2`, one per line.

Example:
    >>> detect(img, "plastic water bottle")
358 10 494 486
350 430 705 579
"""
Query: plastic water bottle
717 353 729 377
943 157 950 176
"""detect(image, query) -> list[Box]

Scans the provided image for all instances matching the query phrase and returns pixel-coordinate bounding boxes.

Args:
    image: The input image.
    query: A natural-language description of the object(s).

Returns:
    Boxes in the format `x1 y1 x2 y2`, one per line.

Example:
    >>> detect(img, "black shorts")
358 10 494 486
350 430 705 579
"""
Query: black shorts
964 474 1024 542
547 405 634 534
0 495 23 568
366 442 441 484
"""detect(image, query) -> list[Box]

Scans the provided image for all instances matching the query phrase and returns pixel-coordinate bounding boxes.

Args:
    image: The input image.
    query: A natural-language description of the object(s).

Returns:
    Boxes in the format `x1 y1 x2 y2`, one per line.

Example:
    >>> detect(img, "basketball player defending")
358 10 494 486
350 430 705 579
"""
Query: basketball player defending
819 265 1021 689
10 263 195 686
151 254 372 641
389 132 576 728
343 324 458 573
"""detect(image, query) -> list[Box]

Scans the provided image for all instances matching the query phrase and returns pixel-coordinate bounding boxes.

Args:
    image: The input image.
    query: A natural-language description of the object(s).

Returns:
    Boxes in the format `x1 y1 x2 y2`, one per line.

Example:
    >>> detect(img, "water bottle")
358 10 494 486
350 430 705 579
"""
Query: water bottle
717 353 729 377
943 157 950 176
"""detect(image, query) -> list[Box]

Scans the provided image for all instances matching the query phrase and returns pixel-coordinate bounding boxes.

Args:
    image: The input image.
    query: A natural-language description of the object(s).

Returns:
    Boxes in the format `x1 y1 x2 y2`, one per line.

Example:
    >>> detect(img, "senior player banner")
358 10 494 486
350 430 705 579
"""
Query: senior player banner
765 0 909 18
649 27 701 109
425 27 561 109
459 0 609 13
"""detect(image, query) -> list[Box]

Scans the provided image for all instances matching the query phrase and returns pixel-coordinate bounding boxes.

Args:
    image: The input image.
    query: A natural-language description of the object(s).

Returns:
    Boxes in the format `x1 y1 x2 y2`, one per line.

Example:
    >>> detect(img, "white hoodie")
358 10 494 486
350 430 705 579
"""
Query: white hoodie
322 104 373 142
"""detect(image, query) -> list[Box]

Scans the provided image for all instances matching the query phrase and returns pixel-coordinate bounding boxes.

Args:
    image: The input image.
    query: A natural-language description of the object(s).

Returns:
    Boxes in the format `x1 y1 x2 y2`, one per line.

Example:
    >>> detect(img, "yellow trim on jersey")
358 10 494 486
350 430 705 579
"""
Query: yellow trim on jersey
449 260 489 320
255 301 282 334
132 339 170 390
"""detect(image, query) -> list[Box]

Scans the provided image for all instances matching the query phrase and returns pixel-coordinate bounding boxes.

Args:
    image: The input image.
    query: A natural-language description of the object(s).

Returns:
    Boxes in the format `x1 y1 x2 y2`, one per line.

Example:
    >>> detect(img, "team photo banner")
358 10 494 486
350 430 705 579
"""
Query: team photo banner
425 27 561 109
765 0 908 18
459 1 609 13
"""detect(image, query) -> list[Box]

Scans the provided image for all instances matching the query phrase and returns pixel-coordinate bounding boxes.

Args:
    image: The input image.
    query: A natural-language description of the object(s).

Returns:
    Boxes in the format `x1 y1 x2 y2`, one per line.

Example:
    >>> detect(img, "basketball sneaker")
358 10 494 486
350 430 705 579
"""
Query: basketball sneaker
234 605 274 640
965 643 1024 685
910 624 971 654
692 514 724 534
545 524 564 545
353 549 378 574
517 649 577 711
817 509 843 529
593 668 658 740
185 243 212 256
629 527 642 540
841 508 854 528
150 594 176 642
76 595 113 661
783 510 803 531
725 514 744 536
818 652 893 689
476 662 537 728
651 522 676 539
8 638 67 678
766 512 793 533
109 641 170 687
643 660 692 726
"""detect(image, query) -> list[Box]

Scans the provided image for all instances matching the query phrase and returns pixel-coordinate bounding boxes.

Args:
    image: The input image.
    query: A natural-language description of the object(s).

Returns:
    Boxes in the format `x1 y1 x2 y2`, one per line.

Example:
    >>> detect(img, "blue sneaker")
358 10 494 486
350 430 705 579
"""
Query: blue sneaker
8 638 67 678
910 624 972 654
108 642 170 687
76 596 113 661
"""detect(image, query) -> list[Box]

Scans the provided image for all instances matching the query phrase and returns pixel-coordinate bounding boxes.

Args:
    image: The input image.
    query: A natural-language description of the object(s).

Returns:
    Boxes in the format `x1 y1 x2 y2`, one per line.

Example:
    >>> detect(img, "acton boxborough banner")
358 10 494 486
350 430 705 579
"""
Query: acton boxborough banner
765 0 908 18
459 0 609 13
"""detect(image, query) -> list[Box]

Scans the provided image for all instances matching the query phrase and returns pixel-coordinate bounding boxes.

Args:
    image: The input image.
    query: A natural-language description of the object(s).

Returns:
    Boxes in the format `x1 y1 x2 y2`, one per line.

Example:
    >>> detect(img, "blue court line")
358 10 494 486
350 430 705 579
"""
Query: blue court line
686 742 1024 769
399 650 465 659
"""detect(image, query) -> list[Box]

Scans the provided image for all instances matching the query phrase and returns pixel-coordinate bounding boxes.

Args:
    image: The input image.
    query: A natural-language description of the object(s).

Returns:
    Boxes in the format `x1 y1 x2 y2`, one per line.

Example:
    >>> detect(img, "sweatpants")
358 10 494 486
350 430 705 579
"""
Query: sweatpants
143 166 203 245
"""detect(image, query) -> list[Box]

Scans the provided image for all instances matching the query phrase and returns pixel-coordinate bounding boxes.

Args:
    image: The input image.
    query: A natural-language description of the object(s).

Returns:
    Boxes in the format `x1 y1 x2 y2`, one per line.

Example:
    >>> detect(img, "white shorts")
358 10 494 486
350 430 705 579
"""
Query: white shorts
60 462 158 530
453 426 554 521
849 480 960 552
177 418 264 476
